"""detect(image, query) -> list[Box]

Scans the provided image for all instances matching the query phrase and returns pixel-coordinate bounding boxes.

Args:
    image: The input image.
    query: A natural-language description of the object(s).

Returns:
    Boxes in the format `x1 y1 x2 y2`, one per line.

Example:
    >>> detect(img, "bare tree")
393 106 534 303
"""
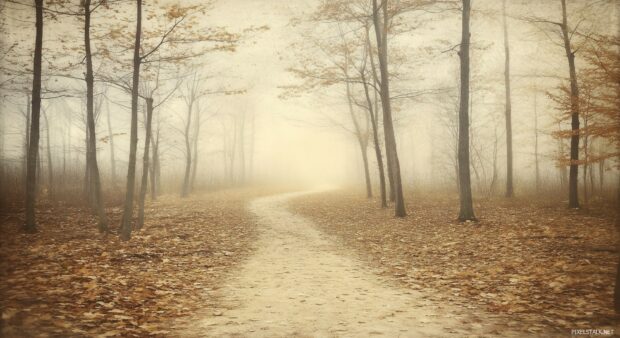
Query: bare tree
457 0 476 221
42 107 53 200
358 32 387 206
189 98 202 191
119 0 143 241
24 0 43 233
136 97 154 230
181 72 199 197
344 53 372 198
502 0 514 198
559 0 581 209
137 66 180 229
372 0 406 217
104 98 117 189
524 0 582 208
84 0 108 233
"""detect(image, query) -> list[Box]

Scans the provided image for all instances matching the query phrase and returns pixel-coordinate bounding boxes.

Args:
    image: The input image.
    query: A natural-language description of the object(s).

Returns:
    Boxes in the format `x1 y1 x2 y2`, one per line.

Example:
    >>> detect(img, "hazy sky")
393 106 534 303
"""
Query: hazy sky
206 0 357 186
1 0 617 190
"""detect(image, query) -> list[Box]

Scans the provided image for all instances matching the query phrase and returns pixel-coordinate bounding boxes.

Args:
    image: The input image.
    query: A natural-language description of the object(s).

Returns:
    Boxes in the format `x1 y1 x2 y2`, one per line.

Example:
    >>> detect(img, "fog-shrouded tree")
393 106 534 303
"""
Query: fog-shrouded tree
136 63 181 230
524 0 588 208
502 0 514 198
83 0 109 233
96 1 238 240
371 0 406 217
456 0 475 221
180 72 200 198
24 0 44 233
119 0 143 241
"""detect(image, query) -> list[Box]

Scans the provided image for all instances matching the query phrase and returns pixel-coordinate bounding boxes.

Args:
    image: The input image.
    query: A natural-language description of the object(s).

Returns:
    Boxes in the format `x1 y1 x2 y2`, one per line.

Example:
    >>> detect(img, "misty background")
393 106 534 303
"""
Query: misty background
0 0 618 195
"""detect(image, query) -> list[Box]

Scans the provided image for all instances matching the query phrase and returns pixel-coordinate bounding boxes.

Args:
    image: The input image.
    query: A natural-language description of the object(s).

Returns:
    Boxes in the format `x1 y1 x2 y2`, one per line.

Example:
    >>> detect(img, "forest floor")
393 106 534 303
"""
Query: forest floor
2 188 619 337
0 188 270 337
290 189 620 337
181 190 534 337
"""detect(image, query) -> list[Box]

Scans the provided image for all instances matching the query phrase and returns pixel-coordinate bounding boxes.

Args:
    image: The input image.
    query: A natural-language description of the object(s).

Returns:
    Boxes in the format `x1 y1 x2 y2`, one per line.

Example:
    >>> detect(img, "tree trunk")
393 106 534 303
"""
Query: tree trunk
560 0 580 209
24 94 31 185
84 123 92 202
136 97 153 230
365 20 394 204
229 118 237 184
583 115 589 206
589 162 595 197
558 122 568 189
503 0 514 198
344 58 372 199
489 123 498 197
372 0 405 217
599 158 605 194
120 0 142 241
457 0 476 221
361 65 387 207
105 99 117 189
358 139 372 198
150 127 160 200
24 0 43 233
189 104 200 192
535 90 540 193
42 110 53 200
239 110 246 185
248 112 255 182
181 97 194 197
84 0 108 233
36 144 42 195
614 175 620 313
0 103 4 205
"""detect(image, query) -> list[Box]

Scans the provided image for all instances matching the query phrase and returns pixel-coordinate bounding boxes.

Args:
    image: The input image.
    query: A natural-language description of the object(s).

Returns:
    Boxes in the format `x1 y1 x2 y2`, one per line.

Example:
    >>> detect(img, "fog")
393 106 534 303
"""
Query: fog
1 1 620 335
0 0 618 196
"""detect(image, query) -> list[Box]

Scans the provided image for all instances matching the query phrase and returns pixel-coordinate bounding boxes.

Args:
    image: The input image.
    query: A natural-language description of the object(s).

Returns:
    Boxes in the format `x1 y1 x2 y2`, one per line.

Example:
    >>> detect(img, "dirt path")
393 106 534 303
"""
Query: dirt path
182 191 521 337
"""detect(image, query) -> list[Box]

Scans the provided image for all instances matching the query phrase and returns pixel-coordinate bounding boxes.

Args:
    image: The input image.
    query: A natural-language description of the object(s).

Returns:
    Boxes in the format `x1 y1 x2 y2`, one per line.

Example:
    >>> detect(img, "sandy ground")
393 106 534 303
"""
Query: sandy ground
181 191 527 337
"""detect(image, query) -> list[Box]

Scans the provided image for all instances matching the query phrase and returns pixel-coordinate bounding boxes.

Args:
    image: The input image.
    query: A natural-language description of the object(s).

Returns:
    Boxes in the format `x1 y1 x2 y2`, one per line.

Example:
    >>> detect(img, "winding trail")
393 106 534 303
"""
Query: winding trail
183 191 517 337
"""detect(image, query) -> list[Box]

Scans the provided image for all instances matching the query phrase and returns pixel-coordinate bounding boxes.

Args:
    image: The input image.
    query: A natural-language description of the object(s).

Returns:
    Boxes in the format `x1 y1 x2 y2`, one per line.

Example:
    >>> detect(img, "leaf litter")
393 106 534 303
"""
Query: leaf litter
0 188 265 337
290 190 620 335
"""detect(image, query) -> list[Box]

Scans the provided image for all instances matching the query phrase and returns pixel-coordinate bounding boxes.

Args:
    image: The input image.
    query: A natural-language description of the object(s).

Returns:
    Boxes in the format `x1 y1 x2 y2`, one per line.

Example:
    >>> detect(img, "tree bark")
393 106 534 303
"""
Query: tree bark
42 109 53 200
344 54 372 199
105 99 117 189
366 27 396 203
358 139 372 198
361 63 387 207
372 0 405 217
599 158 605 194
489 123 498 197
120 0 142 241
560 0 580 209
457 0 476 221
583 114 589 206
239 110 246 185
534 90 540 193
181 95 194 197
229 117 237 184
150 127 160 200
0 103 4 205
614 174 620 313
24 0 43 233
189 103 200 192
136 97 154 230
84 0 108 233
24 94 31 184
248 112 255 182
84 125 91 201
502 0 514 198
